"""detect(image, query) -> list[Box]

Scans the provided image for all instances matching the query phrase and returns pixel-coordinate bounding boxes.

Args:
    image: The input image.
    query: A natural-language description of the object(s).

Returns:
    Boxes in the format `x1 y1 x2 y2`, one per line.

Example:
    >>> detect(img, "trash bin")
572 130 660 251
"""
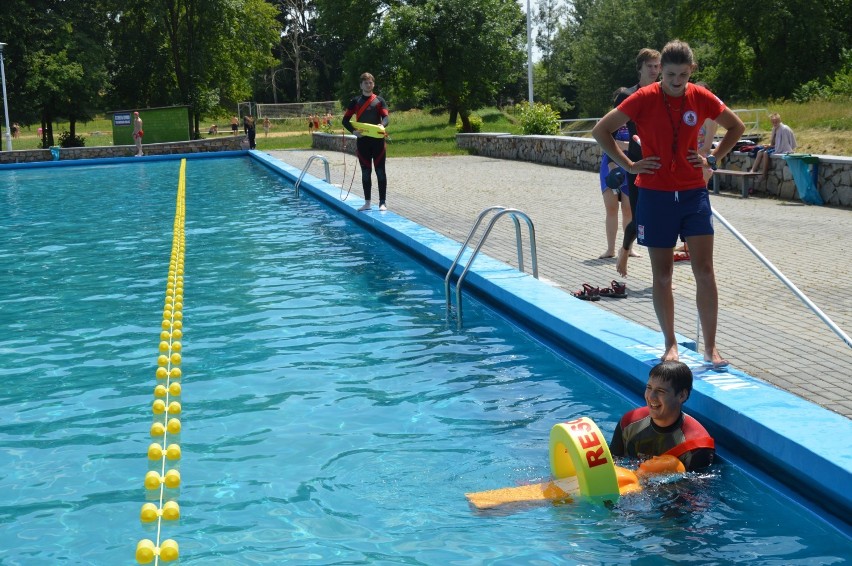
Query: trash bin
783 153 821 205
50 146 60 161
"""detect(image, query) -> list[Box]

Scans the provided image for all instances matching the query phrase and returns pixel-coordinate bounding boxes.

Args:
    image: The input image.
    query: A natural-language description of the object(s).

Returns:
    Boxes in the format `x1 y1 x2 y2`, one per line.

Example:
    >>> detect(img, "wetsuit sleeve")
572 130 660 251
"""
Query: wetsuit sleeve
342 98 356 133
609 422 625 457
378 97 389 127
615 88 641 160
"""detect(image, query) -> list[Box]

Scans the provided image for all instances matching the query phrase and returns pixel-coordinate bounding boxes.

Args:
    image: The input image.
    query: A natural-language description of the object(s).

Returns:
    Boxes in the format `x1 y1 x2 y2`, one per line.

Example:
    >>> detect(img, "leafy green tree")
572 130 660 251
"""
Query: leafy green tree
378 0 526 131
109 0 279 136
534 0 572 112
680 0 852 100
0 0 110 146
312 0 388 102
567 0 672 116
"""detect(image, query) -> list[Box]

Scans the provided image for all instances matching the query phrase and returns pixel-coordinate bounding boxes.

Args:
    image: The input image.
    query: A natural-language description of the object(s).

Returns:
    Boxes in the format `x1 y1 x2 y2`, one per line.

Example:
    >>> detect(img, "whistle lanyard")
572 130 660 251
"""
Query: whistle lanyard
662 90 682 173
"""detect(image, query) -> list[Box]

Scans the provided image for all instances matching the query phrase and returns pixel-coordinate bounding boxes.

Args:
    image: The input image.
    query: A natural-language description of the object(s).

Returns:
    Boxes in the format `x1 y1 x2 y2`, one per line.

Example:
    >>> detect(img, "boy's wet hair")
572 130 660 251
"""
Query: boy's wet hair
661 40 695 67
650 360 693 397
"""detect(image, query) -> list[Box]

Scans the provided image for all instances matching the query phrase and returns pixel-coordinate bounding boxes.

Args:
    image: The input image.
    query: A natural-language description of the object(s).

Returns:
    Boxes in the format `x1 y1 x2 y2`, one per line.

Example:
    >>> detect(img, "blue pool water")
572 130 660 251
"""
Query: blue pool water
0 157 848 564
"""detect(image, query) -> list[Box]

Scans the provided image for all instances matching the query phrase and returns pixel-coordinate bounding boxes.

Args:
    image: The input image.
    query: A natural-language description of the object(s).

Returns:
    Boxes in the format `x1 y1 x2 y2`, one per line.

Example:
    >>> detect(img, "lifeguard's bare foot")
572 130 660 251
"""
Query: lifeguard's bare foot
704 348 730 368
629 249 642 258
599 250 616 259
661 344 679 362
616 248 629 277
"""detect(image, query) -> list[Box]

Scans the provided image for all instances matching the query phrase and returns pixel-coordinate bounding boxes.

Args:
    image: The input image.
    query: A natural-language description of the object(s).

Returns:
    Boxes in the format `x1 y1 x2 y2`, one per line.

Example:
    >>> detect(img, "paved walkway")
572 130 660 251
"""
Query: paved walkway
268 150 852 418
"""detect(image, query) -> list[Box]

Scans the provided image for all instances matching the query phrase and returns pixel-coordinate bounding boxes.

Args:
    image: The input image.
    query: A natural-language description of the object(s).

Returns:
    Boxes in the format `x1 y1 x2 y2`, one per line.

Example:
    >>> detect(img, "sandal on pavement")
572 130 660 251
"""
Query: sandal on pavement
599 280 627 298
572 283 600 301
673 252 690 262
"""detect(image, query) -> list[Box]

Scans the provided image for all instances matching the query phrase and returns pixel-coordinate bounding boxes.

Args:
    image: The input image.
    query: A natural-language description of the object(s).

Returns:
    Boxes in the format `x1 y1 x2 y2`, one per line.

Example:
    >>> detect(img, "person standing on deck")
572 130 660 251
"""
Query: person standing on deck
593 40 745 367
342 72 390 212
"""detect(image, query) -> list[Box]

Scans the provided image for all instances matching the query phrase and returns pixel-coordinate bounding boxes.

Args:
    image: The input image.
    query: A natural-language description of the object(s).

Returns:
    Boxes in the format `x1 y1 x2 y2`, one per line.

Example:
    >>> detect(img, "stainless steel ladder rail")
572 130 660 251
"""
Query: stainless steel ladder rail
445 207 538 326
293 155 331 197
694 207 852 349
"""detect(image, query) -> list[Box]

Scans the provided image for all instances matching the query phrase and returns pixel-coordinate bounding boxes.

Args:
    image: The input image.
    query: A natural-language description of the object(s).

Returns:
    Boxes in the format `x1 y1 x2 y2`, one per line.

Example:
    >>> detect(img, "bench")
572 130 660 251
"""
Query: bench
712 169 762 198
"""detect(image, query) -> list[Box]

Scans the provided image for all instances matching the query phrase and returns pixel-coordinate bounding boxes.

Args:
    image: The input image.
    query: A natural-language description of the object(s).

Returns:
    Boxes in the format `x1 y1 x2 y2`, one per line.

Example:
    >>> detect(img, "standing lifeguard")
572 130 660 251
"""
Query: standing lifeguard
342 72 390 212
593 40 745 367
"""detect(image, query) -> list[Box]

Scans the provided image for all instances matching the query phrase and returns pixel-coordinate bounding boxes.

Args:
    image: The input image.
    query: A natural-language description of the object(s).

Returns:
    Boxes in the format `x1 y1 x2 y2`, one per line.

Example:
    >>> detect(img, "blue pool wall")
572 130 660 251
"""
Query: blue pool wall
4 151 848 531
249 151 852 530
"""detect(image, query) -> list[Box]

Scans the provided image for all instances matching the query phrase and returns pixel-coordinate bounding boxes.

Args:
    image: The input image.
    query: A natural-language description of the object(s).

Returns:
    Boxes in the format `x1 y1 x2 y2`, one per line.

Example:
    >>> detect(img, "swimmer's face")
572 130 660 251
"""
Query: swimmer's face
360 77 375 95
645 375 688 427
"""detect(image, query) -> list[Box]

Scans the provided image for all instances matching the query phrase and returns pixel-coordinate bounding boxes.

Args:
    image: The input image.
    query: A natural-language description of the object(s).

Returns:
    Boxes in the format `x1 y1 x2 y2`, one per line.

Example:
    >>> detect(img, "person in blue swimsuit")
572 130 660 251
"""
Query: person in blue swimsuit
610 361 715 471
598 91 633 259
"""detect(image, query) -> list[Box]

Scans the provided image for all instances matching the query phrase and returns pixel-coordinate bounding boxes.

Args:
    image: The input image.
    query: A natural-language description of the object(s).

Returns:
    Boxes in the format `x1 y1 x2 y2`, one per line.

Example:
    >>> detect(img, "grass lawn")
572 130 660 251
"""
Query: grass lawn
6 101 850 157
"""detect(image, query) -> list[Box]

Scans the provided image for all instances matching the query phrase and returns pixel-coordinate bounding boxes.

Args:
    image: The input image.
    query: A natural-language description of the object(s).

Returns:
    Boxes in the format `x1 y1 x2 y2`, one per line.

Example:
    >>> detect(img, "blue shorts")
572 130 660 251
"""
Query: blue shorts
636 187 713 248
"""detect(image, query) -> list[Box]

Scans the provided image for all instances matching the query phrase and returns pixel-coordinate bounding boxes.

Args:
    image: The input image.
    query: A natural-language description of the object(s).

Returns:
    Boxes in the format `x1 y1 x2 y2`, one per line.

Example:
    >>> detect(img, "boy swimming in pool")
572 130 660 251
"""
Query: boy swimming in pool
610 361 715 471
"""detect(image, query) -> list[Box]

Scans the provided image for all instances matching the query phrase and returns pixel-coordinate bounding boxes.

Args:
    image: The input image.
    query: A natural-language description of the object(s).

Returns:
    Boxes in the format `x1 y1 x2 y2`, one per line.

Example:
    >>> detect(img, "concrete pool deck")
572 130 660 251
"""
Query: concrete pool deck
268 149 852 420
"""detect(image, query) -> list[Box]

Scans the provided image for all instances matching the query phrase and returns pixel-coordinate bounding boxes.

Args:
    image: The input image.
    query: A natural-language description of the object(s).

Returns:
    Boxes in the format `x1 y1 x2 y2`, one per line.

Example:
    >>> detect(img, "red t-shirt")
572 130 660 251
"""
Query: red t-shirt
618 83 725 191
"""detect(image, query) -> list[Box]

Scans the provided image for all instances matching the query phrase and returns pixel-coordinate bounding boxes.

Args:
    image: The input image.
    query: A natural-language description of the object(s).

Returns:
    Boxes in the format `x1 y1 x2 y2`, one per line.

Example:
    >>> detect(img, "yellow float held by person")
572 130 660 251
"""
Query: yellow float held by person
349 120 387 139
465 416 685 510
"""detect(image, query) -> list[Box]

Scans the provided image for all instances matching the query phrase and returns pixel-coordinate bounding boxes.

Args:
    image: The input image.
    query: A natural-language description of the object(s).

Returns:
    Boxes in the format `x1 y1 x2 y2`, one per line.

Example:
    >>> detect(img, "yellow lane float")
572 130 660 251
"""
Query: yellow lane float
465 416 685 510
137 159 187 563
349 120 387 138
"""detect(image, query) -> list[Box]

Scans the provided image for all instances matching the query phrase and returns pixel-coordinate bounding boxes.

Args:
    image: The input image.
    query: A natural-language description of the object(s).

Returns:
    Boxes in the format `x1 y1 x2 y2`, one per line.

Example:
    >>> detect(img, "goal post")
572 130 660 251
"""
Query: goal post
256 101 341 122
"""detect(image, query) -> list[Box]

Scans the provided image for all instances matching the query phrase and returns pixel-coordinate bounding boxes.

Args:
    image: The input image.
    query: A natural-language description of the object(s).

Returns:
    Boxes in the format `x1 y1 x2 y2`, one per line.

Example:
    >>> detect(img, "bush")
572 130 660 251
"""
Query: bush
456 114 482 133
516 102 560 135
792 49 852 102
58 131 86 148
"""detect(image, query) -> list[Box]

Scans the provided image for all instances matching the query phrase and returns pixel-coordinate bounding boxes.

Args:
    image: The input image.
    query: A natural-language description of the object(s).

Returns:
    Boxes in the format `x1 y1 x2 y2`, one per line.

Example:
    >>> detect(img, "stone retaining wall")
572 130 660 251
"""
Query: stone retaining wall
312 131 358 155
456 133 852 207
0 135 246 165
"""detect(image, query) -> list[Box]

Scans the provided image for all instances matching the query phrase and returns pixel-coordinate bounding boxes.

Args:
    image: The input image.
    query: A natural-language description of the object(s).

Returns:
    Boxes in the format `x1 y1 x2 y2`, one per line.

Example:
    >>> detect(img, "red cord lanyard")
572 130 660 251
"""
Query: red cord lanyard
662 89 682 173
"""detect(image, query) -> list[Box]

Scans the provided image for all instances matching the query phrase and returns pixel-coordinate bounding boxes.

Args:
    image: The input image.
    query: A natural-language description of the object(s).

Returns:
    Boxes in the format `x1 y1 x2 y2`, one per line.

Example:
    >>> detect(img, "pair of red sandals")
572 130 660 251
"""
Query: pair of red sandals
573 281 627 301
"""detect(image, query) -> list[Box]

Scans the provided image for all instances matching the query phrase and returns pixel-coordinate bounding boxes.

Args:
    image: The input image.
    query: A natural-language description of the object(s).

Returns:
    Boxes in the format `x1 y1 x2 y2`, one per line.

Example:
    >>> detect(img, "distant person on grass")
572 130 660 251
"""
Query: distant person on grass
593 40 745 368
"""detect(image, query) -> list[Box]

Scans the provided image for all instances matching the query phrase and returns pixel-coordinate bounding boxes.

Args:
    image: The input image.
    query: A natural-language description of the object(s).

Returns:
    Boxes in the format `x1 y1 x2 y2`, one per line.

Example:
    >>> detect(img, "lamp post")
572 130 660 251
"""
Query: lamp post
526 0 534 103
0 42 11 151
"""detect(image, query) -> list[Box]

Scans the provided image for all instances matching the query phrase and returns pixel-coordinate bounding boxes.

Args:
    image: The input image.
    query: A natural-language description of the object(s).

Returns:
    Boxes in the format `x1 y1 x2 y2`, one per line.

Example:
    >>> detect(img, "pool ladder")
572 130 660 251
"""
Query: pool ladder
445 206 538 326
294 154 331 197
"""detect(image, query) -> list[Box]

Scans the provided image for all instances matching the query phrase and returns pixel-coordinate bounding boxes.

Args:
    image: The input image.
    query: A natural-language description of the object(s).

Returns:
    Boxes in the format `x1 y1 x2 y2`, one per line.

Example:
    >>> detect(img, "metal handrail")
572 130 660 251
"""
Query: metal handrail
445 207 538 326
695 208 852 349
294 154 331 196
558 117 600 136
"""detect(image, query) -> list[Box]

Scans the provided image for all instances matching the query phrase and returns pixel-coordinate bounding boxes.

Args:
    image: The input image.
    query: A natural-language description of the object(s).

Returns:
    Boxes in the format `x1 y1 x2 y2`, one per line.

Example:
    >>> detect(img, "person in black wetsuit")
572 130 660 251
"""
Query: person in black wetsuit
615 48 660 277
246 115 256 149
610 361 715 471
342 72 390 211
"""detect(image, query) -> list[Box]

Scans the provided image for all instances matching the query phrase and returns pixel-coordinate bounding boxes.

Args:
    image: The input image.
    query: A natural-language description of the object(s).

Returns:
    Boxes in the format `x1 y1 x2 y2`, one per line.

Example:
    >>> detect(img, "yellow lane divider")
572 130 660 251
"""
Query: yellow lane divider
136 159 187 564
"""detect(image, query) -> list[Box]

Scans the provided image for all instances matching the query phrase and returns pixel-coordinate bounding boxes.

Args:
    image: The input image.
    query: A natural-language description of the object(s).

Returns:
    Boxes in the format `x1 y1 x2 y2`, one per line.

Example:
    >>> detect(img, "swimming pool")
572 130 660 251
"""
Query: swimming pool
0 156 849 564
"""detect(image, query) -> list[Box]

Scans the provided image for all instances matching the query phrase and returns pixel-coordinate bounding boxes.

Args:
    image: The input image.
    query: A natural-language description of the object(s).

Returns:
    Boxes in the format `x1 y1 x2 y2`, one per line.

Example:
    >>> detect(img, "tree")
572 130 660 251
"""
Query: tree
109 0 279 136
679 0 852 100
534 0 572 113
0 0 110 147
380 0 526 130
274 0 318 102
566 0 672 116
